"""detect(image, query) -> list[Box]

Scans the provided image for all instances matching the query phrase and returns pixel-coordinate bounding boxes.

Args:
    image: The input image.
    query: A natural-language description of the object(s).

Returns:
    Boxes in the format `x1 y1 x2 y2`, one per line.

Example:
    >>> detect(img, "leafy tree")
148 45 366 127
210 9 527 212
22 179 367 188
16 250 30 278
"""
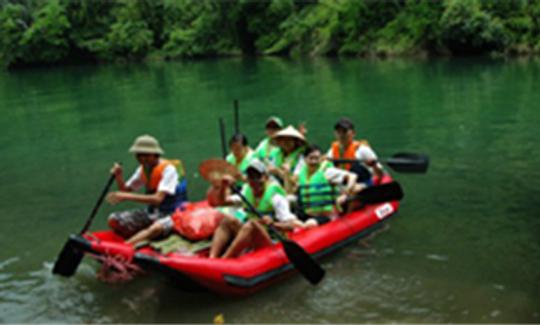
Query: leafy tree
161 0 233 58
439 0 507 54
64 0 115 61
19 0 71 63
90 0 153 60
0 3 29 66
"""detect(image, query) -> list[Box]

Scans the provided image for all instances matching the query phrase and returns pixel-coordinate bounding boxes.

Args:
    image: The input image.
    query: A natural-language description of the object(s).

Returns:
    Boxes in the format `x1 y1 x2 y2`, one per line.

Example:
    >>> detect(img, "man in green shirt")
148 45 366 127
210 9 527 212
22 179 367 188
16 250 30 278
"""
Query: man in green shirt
208 160 301 258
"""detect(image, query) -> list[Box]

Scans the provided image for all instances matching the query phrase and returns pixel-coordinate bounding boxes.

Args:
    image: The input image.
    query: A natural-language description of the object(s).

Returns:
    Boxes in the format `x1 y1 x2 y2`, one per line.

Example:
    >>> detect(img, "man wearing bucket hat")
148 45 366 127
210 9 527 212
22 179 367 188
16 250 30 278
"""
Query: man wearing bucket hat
106 134 188 238
254 116 284 164
267 125 307 192
327 117 384 185
208 159 302 258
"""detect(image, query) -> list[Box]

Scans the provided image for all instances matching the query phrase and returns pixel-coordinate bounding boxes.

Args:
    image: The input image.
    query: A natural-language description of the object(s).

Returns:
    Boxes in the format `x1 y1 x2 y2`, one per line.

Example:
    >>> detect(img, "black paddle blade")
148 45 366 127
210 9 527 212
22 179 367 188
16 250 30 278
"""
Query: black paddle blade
282 239 325 285
386 152 429 173
355 181 404 204
52 239 84 277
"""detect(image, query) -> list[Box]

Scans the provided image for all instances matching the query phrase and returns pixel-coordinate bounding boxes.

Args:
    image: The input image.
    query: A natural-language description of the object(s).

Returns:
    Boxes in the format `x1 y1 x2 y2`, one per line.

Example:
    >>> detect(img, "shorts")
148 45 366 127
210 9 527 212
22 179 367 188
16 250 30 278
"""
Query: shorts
108 208 172 238
215 206 248 224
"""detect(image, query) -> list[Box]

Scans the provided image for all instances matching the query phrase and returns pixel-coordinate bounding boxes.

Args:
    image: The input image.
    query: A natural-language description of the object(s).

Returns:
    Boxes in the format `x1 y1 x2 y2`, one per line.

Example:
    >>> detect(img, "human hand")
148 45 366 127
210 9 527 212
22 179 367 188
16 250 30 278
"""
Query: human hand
267 165 279 175
298 122 307 136
106 192 124 205
336 193 348 207
110 162 123 177
302 219 318 229
262 215 273 225
221 174 236 187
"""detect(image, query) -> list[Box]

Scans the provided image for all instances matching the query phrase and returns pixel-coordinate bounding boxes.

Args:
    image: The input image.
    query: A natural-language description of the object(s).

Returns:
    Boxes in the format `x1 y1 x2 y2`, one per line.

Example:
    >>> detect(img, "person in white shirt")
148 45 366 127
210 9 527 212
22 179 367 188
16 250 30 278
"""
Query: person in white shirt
326 117 384 185
106 134 187 238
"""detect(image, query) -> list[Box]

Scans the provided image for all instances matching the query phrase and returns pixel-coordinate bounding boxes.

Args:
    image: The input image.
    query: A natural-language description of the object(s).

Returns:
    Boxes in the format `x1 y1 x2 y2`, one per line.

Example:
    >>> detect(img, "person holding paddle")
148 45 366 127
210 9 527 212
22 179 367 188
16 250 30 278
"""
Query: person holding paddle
208 159 302 258
106 134 188 238
327 117 384 185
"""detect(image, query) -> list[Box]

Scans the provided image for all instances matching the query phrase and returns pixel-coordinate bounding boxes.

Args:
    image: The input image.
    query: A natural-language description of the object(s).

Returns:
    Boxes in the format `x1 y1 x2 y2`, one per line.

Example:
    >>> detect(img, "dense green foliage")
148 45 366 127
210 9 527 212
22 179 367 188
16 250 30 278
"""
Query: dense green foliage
1 0 540 67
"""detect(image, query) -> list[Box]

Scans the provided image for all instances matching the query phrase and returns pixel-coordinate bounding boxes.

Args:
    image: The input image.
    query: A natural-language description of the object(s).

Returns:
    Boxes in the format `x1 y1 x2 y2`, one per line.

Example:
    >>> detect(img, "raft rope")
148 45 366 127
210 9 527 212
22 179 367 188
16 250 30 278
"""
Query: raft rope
87 252 144 283
84 234 144 284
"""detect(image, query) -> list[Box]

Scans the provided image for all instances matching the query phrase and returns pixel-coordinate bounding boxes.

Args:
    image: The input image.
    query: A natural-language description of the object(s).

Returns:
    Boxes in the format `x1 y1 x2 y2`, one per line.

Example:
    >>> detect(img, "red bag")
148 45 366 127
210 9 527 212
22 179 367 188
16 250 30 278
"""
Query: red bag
172 202 224 240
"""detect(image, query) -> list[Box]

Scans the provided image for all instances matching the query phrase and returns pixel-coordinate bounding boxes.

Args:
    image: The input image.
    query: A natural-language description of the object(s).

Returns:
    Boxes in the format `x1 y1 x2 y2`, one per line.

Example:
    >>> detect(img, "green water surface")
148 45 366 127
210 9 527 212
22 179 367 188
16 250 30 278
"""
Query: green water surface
0 57 539 323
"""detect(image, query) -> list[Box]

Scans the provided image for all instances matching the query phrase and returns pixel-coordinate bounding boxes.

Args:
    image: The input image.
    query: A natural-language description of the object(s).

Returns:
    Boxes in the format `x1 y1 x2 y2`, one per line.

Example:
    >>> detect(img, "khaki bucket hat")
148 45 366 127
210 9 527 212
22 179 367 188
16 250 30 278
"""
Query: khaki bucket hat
272 125 306 143
129 134 164 155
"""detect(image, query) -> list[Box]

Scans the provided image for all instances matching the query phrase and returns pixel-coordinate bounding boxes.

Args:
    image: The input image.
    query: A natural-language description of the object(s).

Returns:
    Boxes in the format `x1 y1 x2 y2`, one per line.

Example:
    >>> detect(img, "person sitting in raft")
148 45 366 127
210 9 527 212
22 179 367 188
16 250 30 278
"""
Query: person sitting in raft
254 116 284 164
226 133 256 185
292 144 365 227
327 117 384 185
267 125 307 192
106 134 188 239
208 159 302 258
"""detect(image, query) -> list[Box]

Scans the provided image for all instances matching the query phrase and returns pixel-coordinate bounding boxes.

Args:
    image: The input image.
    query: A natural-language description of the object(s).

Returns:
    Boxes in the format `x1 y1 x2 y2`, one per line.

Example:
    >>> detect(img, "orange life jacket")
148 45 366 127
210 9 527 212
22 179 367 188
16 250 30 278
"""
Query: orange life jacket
331 140 369 170
140 159 183 192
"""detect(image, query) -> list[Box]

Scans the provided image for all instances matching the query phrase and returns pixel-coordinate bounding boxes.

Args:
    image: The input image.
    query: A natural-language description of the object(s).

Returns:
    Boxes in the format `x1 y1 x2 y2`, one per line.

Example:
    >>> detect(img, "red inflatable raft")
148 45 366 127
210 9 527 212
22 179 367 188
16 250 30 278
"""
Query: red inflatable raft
68 176 400 295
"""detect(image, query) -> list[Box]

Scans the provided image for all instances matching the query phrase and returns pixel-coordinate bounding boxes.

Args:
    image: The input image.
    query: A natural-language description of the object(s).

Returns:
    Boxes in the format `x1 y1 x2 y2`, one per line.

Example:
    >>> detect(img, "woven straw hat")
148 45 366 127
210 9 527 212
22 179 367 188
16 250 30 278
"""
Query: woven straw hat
199 159 241 183
128 134 164 155
272 125 306 143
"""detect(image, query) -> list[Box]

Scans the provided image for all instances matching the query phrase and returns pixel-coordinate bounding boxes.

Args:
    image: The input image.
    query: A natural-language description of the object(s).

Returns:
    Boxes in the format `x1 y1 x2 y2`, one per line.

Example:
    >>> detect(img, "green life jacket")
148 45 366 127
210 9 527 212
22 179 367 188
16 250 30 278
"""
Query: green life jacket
242 181 287 220
255 137 273 163
226 149 255 187
269 146 304 173
297 161 337 215
226 149 255 174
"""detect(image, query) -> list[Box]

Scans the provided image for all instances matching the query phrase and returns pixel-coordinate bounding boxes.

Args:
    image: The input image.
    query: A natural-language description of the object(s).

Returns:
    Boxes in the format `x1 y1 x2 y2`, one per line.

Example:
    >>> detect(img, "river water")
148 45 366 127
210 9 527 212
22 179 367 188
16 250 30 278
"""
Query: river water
0 57 539 323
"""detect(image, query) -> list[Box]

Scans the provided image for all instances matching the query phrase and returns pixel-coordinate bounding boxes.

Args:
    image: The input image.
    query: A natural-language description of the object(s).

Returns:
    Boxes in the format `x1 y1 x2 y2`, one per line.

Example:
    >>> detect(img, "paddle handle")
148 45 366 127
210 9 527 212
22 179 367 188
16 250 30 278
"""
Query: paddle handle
229 186 285 241
80 173 116 234
331 158 378 164
219 118 227 159
233 99 239 134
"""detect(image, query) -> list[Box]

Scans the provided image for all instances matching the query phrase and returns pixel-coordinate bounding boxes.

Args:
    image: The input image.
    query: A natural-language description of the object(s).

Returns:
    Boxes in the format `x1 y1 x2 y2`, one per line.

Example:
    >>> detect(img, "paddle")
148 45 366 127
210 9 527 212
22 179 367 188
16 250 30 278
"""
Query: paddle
331 152 429 173
230 185 325 285
219 118 227 159
351 181 404 204
52 173 116 276
233 99 239 134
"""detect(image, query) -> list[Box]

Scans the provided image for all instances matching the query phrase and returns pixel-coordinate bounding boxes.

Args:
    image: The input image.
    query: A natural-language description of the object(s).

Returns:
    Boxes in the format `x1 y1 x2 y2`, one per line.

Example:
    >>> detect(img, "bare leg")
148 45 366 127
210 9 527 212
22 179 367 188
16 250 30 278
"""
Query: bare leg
126 222 164 246
209 215 242 258
222 220 272 258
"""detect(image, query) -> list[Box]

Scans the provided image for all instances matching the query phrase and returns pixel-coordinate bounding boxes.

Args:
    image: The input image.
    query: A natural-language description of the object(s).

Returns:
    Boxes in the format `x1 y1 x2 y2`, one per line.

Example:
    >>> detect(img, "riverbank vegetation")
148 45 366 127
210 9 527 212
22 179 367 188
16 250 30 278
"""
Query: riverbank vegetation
1 0 540 68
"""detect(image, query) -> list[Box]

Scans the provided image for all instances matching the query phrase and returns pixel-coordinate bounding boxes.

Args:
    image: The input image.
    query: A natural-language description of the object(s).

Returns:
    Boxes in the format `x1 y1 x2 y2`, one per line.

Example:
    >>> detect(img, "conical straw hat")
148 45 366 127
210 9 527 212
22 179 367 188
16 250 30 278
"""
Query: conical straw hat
272 125 305 143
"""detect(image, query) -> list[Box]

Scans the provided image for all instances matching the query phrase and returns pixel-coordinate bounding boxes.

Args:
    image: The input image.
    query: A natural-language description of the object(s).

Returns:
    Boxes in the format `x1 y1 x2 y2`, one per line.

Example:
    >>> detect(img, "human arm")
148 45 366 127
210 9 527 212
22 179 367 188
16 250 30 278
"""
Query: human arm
106 164 177 206
207 175 241 207
324 167 363 207
356 146 384 181
106 190 167 206
269 193 299 230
